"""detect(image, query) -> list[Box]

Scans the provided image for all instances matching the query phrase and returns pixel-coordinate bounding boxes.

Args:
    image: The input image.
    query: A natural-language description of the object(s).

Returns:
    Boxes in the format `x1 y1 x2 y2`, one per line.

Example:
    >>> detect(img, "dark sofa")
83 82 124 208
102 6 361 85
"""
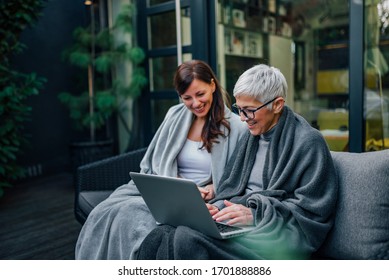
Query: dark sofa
75 148 389 259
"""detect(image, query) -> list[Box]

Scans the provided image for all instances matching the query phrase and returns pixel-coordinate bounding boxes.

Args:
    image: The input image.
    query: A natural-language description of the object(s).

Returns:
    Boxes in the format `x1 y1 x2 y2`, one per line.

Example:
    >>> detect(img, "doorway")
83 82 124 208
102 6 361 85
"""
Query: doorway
136 0 215 144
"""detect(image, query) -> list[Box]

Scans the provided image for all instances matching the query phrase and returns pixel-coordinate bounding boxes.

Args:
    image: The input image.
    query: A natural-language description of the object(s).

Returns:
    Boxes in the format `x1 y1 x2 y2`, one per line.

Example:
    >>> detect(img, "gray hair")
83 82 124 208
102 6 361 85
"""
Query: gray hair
233 64 287 108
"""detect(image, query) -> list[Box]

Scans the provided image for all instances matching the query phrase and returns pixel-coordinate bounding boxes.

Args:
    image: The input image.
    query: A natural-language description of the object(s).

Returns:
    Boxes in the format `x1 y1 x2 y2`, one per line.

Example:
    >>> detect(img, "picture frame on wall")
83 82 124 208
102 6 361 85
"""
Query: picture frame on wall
232 30 245 55
263 16 276 34
247 33 263 57
232 8 246 28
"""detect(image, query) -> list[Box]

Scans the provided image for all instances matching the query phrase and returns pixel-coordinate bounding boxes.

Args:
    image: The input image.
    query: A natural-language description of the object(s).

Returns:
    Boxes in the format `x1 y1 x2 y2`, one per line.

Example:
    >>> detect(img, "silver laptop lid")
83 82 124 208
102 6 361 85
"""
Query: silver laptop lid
130 172 254 239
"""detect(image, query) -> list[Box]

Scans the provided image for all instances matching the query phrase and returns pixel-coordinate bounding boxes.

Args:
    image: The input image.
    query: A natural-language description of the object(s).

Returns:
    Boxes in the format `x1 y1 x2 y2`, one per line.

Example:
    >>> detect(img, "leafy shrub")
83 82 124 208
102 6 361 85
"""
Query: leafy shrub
0 0 47 196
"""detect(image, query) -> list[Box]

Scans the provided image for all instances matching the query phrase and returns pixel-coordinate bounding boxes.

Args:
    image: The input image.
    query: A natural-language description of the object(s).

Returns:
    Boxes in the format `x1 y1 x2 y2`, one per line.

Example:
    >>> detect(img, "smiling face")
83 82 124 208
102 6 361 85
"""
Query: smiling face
235 95 284 136
180 78 215 119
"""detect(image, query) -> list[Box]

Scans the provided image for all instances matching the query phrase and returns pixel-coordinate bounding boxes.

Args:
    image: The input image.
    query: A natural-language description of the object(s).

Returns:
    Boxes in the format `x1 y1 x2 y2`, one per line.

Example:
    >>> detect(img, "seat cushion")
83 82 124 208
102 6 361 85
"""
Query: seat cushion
316 150 389 259
78 190 113 217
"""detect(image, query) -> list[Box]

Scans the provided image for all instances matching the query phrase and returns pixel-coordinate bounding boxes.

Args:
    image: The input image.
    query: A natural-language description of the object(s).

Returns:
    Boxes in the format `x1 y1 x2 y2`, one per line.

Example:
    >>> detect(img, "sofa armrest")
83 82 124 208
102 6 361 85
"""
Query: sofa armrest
74 147 147 224
76 147 147 192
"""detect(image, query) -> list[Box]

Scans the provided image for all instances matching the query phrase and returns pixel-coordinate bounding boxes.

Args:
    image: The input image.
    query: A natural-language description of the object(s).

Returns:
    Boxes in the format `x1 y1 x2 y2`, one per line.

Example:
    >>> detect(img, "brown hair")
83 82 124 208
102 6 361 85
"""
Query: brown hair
174 60 231 152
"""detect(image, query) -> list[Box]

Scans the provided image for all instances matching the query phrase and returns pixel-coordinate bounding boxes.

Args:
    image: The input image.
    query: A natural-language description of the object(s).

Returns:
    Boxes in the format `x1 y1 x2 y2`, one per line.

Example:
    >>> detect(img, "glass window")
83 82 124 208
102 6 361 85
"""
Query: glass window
182 53 192 62
146 3 193 137
181 7 192 46
217 0 351 151
364 0 389 151
148 11 176 49
148 7 191 49
149 56 178 91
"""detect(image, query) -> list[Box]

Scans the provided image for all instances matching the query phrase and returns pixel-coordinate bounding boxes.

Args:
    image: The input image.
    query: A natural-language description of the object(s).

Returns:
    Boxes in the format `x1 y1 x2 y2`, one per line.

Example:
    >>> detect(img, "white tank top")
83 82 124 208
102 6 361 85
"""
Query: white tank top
177 139 212 185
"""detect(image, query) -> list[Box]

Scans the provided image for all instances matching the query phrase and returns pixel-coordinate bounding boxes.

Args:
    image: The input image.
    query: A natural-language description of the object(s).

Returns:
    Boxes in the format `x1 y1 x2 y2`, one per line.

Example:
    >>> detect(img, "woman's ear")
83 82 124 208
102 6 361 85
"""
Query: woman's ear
274 98 285 113
210 79 216 93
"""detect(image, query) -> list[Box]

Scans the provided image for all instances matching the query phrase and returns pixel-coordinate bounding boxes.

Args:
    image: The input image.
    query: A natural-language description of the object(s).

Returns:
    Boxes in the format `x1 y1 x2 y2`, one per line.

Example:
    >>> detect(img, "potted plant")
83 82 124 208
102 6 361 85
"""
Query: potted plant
58 3 147 170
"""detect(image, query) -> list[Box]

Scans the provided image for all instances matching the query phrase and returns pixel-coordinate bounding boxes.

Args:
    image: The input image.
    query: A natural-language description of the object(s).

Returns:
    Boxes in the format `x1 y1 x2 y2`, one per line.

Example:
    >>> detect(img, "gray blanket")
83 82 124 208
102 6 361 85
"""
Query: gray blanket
136 106 338 260
75 103 246 259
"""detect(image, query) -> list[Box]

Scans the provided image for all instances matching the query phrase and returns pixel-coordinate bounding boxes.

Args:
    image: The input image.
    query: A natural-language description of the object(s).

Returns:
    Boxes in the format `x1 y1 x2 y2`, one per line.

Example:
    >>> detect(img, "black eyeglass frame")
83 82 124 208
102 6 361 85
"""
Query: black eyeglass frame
232 97 278 120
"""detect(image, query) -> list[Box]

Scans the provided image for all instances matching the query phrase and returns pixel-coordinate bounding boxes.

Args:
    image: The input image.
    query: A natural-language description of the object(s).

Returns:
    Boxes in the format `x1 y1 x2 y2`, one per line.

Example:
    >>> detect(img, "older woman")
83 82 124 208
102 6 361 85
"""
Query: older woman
75 60 246 259
136 64 338 260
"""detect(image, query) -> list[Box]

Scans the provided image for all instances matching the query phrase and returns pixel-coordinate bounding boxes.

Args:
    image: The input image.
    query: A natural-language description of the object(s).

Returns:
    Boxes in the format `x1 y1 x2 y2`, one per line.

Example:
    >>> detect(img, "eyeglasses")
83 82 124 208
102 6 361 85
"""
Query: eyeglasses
232 97 278 120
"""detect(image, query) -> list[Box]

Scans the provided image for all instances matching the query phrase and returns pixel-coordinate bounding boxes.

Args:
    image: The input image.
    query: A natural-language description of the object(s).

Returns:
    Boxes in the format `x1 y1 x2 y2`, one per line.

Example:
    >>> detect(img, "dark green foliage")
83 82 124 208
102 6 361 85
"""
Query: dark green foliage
0 70 46 192
0 0 46 62
58 3 147 140
0 0 47 196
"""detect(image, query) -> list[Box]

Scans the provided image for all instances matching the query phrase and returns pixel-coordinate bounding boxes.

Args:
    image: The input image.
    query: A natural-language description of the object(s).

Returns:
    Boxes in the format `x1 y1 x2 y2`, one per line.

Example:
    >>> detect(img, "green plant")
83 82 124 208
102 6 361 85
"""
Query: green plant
58 3 147 143
0 0 47 196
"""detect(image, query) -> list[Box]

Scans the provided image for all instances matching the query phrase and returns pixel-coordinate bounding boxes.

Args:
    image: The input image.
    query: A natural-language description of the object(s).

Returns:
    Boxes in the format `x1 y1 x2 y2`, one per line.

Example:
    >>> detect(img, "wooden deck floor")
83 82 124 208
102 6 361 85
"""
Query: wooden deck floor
0 173 82 260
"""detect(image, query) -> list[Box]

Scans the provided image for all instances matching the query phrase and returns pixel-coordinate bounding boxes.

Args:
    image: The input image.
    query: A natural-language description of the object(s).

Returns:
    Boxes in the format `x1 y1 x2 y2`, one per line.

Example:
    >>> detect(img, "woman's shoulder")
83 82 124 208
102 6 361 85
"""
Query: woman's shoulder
292 111 328 149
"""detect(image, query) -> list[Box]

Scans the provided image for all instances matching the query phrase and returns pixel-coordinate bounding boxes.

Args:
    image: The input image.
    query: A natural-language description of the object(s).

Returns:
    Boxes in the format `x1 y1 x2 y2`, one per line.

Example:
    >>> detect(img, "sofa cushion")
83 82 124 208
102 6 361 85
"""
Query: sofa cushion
78 190 113 217
316 150 389 259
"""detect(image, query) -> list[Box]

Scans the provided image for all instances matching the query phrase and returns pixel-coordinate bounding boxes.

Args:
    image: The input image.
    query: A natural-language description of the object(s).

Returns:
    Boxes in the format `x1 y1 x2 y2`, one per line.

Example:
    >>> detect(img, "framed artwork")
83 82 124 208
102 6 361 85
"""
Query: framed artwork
247 33 263 57
232 31 245 55
232 9 246 28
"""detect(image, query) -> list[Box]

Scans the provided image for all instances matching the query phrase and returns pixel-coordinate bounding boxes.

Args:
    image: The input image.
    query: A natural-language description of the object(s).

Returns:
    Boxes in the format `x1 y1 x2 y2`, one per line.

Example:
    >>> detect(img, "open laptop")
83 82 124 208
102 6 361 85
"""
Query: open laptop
130 172 255 239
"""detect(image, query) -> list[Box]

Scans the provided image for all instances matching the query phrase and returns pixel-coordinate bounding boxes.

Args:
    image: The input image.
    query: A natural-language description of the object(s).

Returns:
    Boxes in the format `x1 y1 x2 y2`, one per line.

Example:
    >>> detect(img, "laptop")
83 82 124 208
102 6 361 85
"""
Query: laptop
130 172 255 239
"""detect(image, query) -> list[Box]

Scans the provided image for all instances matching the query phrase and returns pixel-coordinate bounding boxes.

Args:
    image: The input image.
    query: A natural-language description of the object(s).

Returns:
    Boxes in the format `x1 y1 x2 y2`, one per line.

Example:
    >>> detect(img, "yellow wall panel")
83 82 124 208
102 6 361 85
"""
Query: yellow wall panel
317 70 349 94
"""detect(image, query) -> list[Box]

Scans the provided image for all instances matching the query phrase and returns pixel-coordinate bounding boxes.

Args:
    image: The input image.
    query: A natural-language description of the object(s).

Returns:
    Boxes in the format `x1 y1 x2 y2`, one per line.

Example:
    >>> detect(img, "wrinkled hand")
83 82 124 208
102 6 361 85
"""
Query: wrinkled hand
198 184 215 201
212 200 254 226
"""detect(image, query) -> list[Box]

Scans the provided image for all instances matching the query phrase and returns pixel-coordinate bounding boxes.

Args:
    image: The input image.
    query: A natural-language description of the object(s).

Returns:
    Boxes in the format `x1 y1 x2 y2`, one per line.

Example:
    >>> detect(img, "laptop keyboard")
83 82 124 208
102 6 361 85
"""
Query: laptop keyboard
216 222 242 233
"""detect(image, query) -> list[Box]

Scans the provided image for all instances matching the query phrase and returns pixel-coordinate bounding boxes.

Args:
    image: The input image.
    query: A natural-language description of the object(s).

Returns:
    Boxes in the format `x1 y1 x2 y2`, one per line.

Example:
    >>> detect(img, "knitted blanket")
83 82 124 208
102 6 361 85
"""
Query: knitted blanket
75 103 246 259
136 106 338 260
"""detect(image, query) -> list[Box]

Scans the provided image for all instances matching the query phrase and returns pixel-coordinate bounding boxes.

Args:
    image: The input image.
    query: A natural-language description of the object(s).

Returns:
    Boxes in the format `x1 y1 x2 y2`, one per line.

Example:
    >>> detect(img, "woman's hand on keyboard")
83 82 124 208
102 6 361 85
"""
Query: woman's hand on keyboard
206 203 219 216
212 200 254 226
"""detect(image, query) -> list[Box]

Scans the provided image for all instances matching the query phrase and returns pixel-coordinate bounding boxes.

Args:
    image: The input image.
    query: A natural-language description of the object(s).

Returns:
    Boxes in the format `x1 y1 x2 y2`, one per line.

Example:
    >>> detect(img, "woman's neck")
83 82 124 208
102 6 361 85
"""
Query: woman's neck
187 117 206 141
